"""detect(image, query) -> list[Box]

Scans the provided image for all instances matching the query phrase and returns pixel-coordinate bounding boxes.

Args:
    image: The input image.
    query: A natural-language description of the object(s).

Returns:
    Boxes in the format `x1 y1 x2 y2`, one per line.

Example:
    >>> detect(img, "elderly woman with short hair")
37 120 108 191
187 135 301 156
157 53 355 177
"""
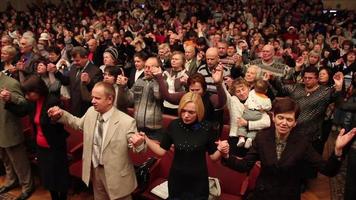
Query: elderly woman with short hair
0 45 18 79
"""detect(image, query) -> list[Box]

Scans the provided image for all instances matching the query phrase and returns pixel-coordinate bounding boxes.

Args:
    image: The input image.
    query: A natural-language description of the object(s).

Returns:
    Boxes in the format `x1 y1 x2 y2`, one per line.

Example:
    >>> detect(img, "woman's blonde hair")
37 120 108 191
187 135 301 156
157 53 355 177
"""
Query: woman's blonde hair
178 92 205 122
1 45 16 58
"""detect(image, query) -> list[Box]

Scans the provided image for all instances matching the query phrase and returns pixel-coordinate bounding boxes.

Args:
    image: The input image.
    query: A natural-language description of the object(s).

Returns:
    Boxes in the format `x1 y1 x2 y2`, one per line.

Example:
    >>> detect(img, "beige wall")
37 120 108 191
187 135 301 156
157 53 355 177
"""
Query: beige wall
323 0 356 10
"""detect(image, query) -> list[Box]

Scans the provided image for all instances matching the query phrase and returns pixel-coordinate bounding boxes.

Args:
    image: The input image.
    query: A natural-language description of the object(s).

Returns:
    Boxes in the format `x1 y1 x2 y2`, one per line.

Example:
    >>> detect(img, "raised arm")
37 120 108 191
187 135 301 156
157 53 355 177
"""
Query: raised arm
306 128 355 177
155 73 185 104
209 63 227 109
48 106 85 131
210 83 227 109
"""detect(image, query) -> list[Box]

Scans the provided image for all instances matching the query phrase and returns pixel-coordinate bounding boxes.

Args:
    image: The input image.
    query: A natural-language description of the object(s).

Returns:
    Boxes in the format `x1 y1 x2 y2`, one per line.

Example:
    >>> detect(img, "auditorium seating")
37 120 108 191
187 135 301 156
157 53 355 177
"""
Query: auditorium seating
65 126 84 179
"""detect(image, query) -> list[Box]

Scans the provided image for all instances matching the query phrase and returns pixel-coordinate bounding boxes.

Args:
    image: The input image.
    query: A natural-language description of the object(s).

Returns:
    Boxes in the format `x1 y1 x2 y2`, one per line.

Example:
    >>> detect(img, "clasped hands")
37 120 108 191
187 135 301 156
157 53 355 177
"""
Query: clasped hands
0 88 11 102
215 140 229 157
129 131 146 148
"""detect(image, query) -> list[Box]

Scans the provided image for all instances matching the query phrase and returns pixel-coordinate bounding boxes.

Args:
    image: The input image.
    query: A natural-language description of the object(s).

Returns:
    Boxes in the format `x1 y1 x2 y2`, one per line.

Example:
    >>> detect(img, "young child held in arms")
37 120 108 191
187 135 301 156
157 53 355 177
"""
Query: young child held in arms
237 79 271 148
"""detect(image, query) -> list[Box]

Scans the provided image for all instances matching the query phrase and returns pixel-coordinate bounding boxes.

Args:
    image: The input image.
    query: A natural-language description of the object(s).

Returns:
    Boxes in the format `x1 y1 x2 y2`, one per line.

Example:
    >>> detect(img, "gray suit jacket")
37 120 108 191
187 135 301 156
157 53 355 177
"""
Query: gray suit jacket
0 73 28 148
59 106 141 199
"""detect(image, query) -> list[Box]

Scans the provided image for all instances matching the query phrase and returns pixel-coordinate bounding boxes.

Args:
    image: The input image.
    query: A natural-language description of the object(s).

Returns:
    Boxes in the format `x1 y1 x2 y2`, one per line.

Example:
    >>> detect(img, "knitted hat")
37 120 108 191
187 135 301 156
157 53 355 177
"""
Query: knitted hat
104 47 119 62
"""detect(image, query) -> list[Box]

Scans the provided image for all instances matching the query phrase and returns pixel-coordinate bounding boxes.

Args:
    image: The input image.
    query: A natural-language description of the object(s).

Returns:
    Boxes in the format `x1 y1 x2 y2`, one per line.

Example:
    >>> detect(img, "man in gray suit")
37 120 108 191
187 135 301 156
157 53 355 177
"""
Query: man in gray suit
0 72 34 200
184 45 199 76
48 82 145 200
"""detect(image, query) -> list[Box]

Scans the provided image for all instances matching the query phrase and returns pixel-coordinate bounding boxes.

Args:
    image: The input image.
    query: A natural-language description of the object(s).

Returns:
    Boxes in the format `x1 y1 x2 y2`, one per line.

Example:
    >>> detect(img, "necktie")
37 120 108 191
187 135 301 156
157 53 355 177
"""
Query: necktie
76 68 83 79
93 115 105 167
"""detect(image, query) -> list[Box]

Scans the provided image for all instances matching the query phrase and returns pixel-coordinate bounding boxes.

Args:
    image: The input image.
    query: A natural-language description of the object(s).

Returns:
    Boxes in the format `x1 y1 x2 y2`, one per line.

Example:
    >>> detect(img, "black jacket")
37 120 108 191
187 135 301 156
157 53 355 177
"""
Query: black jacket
222 126 342 200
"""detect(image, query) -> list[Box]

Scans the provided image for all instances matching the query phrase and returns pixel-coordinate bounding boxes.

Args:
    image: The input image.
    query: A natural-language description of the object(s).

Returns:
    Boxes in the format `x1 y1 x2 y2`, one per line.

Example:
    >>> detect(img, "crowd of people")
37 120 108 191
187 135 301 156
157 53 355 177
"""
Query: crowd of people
0 0 355 199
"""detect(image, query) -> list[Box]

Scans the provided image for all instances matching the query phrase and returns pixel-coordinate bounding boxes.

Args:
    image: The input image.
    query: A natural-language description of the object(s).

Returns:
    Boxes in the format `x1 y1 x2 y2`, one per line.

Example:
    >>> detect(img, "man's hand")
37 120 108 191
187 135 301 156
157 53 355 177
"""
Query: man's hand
16 60 25 71
129 132 146 148
47 106 64 121
81 72 91 85
0 88 12 103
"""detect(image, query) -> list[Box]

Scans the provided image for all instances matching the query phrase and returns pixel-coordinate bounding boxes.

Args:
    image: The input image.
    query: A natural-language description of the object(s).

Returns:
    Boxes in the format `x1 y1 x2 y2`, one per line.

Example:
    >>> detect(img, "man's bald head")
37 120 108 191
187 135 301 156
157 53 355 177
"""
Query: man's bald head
261 44 275 62
206 47 219 69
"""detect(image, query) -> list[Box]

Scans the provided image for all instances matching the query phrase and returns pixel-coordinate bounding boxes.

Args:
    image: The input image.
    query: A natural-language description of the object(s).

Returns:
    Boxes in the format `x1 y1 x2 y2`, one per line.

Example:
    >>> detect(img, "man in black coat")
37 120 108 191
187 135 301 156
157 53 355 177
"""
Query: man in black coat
54 46 102 117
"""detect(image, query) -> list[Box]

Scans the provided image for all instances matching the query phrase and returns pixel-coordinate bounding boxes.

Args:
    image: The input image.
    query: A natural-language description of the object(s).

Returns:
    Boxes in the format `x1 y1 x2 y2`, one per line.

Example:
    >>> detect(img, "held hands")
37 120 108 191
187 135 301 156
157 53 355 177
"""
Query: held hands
16 60 25 71
7 64 18 74
223 76 233 88
47 106 64 121
129 131 146 148
215 140 229 157
0 88 12 102
335 128 356 156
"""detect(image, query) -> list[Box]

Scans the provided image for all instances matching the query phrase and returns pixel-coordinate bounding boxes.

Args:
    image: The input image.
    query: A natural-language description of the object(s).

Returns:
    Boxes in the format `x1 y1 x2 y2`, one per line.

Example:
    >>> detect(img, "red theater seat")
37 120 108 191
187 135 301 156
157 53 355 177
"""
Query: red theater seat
162 114 177 130
64 126 84 179
65 126 83 162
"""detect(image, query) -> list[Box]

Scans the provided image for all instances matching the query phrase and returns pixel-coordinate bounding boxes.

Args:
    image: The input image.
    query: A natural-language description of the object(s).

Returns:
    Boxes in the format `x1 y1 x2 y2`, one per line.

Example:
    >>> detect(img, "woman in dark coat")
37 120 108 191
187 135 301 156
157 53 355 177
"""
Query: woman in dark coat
21 75 69 200
222 97 356 200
